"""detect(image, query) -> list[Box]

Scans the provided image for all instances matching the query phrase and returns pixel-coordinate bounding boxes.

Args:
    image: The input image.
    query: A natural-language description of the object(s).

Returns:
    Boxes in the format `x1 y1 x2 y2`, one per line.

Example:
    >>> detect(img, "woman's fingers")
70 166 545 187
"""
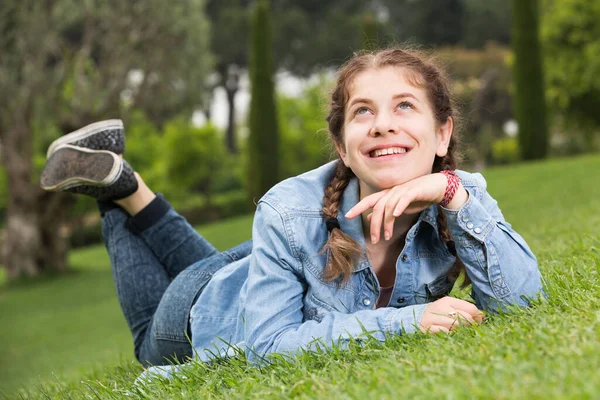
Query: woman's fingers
447 297 484 320
344 191 387 219
452 309 477 326
382 188 406 240
369 191 393 243
421 297 484 333
423 325 451 334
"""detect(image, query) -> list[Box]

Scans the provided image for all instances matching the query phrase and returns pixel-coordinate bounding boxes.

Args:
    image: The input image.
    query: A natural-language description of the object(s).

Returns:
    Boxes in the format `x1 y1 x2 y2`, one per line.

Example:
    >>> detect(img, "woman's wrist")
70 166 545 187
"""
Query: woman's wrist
443 184 469 210
438 170 469 210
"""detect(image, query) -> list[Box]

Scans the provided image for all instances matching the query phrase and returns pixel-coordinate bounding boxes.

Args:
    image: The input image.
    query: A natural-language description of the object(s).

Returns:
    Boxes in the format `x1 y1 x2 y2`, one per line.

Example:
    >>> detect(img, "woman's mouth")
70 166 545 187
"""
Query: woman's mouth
369 146 410 158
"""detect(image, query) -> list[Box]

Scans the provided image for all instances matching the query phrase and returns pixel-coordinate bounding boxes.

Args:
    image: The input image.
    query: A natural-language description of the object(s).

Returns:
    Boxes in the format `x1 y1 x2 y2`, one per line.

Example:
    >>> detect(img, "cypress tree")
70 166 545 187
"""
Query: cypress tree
511 0 548 160
247 0 279 206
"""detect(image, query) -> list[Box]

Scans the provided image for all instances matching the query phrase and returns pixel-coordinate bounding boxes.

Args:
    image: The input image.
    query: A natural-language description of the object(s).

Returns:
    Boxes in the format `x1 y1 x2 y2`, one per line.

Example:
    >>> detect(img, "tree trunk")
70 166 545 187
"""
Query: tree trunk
1 118 74 279
225 69 240 154
1 121 42 278
225 87 238 153
511 0 548 160
37 191 74 274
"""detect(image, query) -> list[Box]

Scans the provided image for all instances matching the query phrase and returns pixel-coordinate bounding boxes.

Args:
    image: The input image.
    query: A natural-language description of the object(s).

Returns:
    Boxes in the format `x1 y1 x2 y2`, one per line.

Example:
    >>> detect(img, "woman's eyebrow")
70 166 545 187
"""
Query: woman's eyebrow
347 97 372 108
393 93 420 102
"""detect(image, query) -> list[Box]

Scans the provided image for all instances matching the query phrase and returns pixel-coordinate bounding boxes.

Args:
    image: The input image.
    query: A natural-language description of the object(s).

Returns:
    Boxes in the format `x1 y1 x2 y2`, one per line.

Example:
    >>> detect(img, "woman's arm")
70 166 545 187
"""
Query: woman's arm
242 201 428 362
442 172 545 311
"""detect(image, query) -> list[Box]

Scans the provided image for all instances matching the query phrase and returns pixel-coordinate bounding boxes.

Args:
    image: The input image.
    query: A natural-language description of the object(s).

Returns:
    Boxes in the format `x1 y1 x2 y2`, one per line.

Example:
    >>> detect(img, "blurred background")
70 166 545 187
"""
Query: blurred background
1 0 599 393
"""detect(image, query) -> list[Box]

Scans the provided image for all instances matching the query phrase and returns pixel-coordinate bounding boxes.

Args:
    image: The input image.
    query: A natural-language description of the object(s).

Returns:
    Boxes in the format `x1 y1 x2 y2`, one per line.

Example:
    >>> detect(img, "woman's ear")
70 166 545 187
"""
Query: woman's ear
435 117 453 158
335 141 349 167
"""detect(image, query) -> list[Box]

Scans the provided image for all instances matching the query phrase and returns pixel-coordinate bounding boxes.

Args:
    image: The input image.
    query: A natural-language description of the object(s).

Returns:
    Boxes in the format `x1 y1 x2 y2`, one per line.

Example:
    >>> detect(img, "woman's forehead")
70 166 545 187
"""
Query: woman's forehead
346 66 426 101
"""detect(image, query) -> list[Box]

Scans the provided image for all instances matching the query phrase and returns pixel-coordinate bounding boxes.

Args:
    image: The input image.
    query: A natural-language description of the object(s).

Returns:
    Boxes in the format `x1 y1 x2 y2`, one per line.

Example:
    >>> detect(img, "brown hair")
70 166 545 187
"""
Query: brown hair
322 47 469 287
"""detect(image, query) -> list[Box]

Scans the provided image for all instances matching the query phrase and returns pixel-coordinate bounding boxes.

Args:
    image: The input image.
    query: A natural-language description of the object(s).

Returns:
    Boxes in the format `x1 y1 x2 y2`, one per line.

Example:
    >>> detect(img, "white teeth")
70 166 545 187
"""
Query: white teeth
372 147 407 157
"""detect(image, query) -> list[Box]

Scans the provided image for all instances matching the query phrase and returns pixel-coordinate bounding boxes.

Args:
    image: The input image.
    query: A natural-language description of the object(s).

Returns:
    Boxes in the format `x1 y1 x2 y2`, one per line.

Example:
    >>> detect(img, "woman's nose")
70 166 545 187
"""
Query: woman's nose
369 110 398 136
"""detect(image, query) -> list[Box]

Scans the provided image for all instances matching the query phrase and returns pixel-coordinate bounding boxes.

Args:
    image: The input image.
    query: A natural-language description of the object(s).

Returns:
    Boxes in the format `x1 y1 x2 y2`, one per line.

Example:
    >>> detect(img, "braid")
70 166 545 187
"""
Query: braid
321 160 362 285
434 152 470 287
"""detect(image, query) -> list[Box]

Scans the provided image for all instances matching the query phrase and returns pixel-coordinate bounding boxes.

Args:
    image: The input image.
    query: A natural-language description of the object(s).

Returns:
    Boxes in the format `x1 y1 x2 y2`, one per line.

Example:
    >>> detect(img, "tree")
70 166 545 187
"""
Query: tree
205 0 252 153
511 0 548 159
247 0 279 205
541 0 600 145
0 0 211 279
381 0 465 46
205 0 372 153
462 0 511 48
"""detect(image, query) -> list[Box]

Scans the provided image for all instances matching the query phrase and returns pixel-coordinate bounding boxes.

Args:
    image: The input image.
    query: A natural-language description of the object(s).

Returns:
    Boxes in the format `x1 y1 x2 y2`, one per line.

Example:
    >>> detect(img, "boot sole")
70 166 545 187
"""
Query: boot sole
46 119 124 158
40 145 123 191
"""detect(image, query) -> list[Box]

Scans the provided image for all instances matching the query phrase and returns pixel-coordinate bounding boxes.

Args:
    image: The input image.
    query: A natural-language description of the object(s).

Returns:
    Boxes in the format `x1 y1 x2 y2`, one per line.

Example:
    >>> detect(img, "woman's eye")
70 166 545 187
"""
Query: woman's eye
355 107 370 115
397 101 413 110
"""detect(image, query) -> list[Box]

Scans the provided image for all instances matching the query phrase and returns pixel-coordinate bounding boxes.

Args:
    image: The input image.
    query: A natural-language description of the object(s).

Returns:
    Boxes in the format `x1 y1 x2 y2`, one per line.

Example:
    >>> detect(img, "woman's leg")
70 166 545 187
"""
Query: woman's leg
41 144 241 365
102 204 236 366
101 175 226 365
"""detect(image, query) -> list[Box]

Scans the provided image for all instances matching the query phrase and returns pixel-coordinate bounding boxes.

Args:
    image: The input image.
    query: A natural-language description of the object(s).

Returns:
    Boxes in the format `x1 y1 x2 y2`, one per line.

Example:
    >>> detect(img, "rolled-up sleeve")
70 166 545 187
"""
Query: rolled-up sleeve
442 173 545 312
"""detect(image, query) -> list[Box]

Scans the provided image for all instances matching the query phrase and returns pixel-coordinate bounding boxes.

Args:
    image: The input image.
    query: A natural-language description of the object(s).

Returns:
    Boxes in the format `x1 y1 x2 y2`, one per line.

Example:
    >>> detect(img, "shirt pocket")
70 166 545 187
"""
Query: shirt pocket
425 274 456 301
303 292 337 323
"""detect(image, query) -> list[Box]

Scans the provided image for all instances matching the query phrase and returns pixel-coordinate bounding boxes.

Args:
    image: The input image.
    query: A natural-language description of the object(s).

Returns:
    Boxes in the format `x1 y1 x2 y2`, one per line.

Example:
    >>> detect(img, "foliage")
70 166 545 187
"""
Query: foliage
381 0 465 46
162 120 228 202
436 45 513 166
2 154 600 398
491 137 520 164
0 0 212 279
462 0 511 48
541 0 600 143
511 0 549 160
124 112 242 209
247 0 280 205
278 82 333 179
271 0 367 76
205 0 370 152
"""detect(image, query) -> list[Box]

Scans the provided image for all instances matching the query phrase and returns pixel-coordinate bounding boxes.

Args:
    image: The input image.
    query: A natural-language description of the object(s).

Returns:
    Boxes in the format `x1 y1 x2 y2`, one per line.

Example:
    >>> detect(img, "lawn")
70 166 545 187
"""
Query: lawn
1 154 599 399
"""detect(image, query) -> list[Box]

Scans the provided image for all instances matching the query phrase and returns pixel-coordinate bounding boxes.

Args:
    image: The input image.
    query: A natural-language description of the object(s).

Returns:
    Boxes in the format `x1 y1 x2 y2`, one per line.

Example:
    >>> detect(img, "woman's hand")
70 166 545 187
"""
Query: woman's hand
420 296 485 333
344 173 448 244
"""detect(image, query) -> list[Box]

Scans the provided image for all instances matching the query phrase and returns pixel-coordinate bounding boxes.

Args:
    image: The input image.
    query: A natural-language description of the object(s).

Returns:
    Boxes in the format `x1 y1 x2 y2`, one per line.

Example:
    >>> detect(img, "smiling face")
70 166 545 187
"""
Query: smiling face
335 66 453 197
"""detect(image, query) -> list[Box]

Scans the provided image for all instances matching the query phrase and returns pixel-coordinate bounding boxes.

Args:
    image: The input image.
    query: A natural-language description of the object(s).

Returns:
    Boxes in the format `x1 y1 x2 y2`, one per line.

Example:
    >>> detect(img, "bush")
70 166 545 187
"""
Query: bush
278 81 334 178
491 136 520 164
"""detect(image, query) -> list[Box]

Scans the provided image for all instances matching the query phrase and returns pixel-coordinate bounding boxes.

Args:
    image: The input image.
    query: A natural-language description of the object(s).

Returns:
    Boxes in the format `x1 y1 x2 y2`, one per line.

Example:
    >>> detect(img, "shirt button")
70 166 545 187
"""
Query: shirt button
397 297 405 303
362 298 372 306
401 254 408 262
466 222 474 229
474 227 482 234
461 214 469 222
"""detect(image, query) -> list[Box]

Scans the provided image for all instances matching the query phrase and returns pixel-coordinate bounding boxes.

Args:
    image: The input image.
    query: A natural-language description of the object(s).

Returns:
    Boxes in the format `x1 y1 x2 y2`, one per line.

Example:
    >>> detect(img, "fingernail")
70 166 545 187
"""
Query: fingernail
393 210 399 217
384 232 390 241
371 235 377 244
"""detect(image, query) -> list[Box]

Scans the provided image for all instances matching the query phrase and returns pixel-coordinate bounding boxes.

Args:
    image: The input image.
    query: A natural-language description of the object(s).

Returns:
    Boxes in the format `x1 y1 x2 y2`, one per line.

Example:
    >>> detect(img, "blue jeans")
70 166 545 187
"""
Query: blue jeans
101 204 252 366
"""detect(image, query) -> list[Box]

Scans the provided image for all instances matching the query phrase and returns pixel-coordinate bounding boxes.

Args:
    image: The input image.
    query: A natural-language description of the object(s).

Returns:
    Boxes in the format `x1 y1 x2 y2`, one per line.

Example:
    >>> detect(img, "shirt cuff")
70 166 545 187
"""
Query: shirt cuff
441 187 495 243
388 303 428 334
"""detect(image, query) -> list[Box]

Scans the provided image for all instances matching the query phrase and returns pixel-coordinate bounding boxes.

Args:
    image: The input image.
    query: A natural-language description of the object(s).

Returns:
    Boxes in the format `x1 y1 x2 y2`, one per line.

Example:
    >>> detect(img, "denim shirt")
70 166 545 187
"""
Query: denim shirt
188 161 544 363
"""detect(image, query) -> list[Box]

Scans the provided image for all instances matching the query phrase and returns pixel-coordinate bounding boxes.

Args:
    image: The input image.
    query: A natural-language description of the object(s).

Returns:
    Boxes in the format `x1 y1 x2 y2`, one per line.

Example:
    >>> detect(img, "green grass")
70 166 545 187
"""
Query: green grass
2 154 600 399
0 214 254 397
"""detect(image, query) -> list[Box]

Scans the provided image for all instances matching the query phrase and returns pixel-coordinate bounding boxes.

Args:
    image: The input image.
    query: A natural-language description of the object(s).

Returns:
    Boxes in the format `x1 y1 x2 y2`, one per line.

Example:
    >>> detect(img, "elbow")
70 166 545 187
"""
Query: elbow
484 264 547 313
245 328 295 364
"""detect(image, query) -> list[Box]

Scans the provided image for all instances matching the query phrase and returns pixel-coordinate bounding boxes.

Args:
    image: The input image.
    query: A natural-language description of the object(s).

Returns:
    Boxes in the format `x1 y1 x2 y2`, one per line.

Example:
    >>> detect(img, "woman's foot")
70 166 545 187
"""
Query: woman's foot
40 144 138 202
46 119 125 158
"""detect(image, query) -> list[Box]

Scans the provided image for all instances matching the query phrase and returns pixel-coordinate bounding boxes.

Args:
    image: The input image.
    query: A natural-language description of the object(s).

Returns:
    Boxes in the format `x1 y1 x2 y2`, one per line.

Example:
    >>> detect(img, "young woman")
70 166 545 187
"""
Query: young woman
40 48 544 367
